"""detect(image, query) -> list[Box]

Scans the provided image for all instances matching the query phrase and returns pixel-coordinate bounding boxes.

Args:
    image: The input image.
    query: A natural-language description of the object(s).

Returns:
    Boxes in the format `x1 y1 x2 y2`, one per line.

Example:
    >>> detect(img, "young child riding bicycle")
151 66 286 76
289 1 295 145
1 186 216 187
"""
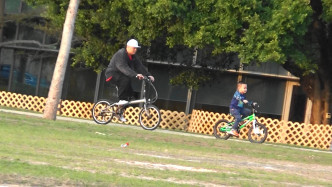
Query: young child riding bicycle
229 81 252 137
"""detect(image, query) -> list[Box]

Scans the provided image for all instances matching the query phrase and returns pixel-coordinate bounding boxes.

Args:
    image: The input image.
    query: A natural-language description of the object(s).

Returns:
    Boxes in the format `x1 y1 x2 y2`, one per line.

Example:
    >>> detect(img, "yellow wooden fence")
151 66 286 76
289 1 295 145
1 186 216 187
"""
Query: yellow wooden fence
0 91 331 150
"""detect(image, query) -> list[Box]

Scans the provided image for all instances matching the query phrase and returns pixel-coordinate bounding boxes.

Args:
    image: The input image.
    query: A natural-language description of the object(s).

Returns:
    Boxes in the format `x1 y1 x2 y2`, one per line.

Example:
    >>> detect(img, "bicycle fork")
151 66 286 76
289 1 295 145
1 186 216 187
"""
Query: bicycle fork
143 104 152 118
251 120 264 134
252 120 259 134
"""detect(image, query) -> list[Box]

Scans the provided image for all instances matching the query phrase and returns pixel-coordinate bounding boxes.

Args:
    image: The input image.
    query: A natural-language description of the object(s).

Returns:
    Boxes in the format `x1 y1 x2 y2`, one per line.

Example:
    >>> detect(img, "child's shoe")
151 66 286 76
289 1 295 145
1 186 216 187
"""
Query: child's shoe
228 129 239 137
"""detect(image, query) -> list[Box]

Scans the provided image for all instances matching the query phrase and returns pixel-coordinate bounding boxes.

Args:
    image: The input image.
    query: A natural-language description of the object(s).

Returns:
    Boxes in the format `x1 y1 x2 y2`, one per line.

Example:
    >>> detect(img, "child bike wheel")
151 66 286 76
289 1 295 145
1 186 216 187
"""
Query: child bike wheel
139 105 161 130
213 119 231 140
248 123 268 143
92 100 114 124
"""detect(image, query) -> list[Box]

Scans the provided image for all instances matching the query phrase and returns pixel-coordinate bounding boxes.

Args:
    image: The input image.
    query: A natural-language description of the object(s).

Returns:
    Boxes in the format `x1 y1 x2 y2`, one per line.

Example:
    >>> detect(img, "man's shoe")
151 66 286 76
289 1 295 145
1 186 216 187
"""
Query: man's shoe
228 129 239 137
117 100 128 105
118 114 127 122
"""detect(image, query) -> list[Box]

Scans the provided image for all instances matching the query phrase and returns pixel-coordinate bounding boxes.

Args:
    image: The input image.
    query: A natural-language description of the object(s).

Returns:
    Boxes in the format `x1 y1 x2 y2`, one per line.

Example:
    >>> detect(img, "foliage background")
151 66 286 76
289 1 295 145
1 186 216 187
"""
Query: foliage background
23 0 332 123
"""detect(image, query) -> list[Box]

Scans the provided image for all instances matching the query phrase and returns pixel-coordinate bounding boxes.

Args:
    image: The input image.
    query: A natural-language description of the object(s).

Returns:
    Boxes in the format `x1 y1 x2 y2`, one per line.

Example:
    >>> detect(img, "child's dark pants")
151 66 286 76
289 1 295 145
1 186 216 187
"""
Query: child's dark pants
230 108 251 131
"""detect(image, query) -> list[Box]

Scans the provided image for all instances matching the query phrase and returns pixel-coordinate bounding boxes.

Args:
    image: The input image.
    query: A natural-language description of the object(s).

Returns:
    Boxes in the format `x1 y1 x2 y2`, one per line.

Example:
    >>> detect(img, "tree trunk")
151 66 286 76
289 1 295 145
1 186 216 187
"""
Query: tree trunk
306 0 332 125
323 81 330 124
43 0 80 120
310 77 330 125
310 75 326 124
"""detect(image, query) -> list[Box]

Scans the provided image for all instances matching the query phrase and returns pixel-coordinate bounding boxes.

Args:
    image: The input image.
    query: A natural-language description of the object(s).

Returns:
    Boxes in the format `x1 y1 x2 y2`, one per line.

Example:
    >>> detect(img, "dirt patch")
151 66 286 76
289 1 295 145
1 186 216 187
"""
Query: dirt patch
114 159 216 172
120 173 227 187
132 150 332 183
0 174 85 187
1 150 331 186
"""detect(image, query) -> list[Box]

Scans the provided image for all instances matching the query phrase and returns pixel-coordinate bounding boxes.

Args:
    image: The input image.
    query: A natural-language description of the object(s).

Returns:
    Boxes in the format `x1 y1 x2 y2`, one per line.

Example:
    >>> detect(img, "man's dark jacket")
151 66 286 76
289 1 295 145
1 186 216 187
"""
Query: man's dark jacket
105 48 150 80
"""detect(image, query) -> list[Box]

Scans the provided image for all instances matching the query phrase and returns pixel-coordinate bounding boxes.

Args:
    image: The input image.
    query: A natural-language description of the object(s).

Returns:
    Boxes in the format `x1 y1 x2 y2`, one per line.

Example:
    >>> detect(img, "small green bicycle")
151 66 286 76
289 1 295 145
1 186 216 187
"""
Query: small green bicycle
213 102 268 143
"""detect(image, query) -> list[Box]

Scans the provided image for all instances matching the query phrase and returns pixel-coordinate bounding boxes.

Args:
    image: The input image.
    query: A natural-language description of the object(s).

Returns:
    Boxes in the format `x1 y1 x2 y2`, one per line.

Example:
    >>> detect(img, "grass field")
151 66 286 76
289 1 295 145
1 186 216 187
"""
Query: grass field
0 109 331 186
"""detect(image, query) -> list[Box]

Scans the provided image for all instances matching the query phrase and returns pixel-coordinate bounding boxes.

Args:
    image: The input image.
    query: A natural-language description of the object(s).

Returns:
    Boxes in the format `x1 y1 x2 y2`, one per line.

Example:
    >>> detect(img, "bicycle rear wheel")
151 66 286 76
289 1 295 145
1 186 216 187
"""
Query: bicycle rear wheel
92 100 114 124
139 105 161 130
248 122 268 143
213 119 231 140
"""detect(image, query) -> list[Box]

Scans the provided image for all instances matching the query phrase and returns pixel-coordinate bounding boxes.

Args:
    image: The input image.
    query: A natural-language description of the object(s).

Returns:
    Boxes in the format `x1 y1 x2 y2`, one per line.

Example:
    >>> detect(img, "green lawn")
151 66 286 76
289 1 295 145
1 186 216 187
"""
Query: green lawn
0 110 331 186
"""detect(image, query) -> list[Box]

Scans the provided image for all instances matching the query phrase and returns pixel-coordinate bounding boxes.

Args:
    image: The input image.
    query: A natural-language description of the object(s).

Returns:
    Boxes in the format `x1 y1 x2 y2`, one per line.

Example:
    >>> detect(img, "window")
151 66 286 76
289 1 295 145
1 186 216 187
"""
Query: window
5 0 21 14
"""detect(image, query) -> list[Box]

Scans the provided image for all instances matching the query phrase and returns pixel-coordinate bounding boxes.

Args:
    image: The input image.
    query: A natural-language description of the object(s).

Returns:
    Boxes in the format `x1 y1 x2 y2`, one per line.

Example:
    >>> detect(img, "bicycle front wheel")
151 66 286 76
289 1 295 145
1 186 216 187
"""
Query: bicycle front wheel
248 122 268 143
139 105 161 130
92 100 114 124
213 119 231 140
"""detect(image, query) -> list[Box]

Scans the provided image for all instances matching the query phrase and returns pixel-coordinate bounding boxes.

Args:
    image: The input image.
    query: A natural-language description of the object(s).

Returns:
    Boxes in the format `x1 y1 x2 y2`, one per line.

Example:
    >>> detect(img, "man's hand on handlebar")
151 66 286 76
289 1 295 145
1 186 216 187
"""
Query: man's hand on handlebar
136 74 155 82
148 76 155 82
136 74 144 80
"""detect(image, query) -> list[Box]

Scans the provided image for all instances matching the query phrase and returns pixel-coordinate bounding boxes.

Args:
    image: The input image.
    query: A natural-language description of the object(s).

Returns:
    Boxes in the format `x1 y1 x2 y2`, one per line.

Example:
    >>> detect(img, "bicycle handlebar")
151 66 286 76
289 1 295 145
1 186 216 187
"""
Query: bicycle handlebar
138 75 158 104
136 75 153 81
249 102 259 114
251 102 259 108
142 76 151 81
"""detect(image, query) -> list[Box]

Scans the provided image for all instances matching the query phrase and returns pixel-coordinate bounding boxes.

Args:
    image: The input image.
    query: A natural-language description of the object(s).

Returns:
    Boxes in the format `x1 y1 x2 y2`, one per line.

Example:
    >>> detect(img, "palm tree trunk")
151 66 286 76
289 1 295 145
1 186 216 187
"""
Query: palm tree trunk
43 0 80 120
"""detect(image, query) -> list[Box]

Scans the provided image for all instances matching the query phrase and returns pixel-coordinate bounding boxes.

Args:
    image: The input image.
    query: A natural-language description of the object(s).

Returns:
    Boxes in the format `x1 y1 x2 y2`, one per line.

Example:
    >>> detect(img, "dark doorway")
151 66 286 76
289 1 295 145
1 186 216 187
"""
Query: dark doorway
288 86 306 122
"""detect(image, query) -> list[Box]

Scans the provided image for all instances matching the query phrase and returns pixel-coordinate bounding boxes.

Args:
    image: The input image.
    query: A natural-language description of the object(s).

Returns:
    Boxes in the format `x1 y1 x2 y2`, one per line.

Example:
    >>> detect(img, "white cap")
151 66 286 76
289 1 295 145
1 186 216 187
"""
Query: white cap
126 39 141 48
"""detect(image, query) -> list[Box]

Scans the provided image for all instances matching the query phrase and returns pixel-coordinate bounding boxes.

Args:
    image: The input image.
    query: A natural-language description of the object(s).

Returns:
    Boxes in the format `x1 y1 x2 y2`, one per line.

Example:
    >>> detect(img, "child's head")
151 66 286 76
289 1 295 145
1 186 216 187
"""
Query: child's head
237 81 247 94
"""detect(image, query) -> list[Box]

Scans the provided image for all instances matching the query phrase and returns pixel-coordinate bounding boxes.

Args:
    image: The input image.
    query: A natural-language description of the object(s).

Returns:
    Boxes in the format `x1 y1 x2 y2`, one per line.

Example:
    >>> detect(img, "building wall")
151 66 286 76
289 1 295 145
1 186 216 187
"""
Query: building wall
143 60 296 119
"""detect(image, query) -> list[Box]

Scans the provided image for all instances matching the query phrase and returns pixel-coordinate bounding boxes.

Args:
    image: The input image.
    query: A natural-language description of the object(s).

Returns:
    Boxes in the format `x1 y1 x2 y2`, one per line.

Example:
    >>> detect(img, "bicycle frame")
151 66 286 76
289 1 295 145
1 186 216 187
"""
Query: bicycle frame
109 77 158 116
238 112 256 130
213 102 267 143
92 76 161 129
127 98 146 105
220 108 258 132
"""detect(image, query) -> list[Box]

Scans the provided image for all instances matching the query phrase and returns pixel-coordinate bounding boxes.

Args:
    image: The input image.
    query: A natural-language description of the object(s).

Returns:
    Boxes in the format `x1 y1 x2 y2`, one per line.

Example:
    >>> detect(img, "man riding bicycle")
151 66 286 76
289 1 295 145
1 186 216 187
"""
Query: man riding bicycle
105 39 155 122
